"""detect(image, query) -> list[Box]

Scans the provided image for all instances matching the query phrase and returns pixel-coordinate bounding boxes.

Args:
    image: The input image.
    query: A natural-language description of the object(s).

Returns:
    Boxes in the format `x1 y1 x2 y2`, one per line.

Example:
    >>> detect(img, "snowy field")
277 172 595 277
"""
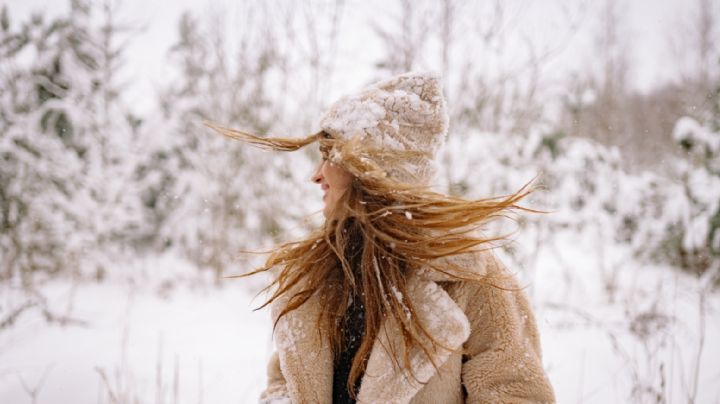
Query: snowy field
0 252 272 404
1 229 718 404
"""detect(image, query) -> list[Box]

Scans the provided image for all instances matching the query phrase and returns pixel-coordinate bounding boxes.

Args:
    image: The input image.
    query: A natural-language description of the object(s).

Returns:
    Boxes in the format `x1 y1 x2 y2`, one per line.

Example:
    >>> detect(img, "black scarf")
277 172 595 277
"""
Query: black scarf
332 219 366 404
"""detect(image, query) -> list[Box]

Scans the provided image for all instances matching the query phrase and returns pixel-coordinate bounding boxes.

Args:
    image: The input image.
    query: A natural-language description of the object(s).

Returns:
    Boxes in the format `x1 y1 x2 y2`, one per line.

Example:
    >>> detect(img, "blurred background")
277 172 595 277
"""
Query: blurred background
1 0 718 403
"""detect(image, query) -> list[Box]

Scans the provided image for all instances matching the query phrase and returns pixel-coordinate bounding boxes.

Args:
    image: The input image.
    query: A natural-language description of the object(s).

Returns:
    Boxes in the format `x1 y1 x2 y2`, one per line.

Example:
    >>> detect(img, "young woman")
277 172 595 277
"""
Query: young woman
206 72 555 404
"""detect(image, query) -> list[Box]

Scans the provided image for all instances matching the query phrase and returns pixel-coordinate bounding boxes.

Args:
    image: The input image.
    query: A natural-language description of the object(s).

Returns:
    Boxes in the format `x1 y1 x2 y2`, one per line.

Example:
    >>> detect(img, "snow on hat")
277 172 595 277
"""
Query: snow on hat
318 71 449 186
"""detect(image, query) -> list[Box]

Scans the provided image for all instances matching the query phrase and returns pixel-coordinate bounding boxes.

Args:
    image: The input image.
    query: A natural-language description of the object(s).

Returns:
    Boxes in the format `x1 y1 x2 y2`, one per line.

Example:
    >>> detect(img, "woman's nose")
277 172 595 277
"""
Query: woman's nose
311 162 324 184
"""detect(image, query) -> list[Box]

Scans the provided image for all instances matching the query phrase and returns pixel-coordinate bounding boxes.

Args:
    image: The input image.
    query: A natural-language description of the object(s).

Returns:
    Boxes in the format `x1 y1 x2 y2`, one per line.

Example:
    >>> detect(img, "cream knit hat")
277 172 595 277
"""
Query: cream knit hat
318 71 449 186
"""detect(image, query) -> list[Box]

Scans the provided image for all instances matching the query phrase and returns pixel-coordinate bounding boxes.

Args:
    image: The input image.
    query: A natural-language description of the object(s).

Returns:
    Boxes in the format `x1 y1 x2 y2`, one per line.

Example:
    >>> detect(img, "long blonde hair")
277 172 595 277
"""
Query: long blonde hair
205 121 537 398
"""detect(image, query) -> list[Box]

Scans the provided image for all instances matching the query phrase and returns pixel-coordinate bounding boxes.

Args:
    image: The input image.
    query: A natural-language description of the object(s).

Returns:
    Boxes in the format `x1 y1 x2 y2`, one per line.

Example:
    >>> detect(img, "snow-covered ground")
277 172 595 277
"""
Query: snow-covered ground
0 253 272 404
1 230 718 404
532 231 720 404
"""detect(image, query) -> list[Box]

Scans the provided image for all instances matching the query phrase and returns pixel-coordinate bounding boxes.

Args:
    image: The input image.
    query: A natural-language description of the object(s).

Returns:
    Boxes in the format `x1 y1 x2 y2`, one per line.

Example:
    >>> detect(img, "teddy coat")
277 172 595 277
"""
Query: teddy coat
259 249 556 404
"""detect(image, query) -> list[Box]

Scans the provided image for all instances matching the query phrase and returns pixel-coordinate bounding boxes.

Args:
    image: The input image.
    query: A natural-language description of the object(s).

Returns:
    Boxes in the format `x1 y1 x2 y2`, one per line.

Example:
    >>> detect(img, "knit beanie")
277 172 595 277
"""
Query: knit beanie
318 71 449 186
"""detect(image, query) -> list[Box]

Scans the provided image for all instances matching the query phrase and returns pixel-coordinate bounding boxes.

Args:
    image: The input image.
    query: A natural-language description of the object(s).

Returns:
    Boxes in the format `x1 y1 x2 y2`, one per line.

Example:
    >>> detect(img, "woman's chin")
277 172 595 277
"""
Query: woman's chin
323 202 342 220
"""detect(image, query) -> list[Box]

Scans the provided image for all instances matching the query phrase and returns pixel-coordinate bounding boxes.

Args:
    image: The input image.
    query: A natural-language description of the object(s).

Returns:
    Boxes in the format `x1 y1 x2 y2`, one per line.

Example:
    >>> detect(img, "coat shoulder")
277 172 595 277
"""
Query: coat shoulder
440 248 517 303
442 251 557 403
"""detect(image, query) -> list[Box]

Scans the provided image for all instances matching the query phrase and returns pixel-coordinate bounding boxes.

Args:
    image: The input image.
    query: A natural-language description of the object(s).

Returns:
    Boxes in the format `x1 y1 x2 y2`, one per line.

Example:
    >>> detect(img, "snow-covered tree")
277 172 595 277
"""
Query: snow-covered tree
0 1 145 284
138 8 319 282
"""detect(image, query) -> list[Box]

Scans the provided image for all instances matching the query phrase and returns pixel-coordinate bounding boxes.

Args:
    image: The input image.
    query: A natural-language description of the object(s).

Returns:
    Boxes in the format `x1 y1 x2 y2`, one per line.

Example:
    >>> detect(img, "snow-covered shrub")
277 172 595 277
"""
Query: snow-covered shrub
442 122 719 279
666 117 720 276
612 117 720 277
530 124 719 278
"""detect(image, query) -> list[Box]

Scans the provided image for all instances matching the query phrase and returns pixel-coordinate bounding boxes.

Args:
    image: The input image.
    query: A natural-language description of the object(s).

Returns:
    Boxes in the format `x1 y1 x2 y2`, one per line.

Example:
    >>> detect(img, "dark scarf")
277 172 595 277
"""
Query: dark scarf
332 220 366 404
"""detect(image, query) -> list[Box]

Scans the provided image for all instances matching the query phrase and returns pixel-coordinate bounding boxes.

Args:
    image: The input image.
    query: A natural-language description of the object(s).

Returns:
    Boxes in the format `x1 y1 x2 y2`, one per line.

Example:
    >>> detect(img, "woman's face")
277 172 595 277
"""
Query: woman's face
311 147 352 219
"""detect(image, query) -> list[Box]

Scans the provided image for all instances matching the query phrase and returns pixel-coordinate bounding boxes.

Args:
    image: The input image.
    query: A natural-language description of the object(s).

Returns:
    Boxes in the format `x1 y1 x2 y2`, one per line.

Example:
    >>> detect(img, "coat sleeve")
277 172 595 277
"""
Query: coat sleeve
258 351 291 404
460 254 556 404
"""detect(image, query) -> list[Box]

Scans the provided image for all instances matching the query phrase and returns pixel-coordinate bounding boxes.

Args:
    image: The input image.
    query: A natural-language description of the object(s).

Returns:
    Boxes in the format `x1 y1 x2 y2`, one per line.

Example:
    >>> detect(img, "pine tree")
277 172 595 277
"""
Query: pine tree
0 1 145 284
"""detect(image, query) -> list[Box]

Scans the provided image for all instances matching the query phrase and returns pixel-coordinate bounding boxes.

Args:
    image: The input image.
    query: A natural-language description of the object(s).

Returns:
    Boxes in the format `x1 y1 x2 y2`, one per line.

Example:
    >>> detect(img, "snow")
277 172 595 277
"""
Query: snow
673 116 720 153
320 96 387 143
534 231 720 404
0 253 273 404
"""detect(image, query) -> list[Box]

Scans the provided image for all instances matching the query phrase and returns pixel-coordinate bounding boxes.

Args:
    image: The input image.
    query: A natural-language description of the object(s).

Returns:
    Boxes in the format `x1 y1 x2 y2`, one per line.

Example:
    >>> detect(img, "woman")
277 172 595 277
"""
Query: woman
205 72 555 404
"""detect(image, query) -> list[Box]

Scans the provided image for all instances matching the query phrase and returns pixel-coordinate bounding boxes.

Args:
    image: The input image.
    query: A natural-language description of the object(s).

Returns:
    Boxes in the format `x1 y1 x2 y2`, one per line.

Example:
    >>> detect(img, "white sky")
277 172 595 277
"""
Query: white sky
4 0 704 115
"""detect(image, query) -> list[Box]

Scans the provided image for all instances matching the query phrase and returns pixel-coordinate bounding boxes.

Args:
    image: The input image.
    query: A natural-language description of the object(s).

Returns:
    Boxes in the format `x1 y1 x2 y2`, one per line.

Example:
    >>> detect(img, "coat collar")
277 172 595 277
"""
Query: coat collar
271 250 485 404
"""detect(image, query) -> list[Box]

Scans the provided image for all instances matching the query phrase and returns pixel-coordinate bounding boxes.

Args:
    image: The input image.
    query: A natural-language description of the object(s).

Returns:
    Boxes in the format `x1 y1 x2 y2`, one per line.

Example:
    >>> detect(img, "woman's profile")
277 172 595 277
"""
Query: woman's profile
205 71 555 404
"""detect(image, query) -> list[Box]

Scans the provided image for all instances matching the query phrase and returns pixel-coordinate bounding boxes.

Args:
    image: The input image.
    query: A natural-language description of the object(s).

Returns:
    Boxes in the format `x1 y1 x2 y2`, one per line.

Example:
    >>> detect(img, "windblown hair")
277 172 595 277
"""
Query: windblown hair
204 121 538 398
